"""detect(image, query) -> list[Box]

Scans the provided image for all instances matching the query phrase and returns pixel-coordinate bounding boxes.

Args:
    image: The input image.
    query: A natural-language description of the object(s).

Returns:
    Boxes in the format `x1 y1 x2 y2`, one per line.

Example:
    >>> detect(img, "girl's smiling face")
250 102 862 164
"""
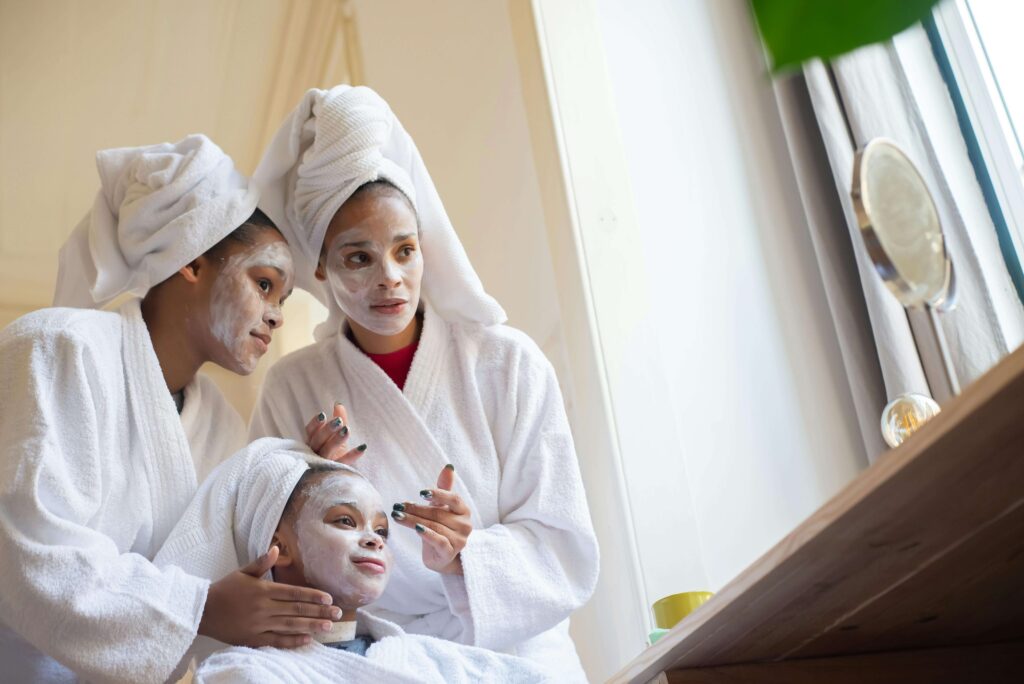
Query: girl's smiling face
317 184 422 339
291 472 392 607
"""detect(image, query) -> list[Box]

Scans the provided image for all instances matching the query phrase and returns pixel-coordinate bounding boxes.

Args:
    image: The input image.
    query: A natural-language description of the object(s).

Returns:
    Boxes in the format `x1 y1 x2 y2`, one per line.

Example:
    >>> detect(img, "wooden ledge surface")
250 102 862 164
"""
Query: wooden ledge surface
610 345 1024 683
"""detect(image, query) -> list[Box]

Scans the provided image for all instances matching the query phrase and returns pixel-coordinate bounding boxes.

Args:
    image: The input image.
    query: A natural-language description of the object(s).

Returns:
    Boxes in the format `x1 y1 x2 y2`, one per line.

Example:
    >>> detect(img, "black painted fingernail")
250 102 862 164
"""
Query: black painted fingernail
340 425 349 437
391 510 406 521
393 502 406 512
316 412 326 422
330 417 342 428
444 463 455 472
415 523 426 534
357 444 367 452
420 489 433 500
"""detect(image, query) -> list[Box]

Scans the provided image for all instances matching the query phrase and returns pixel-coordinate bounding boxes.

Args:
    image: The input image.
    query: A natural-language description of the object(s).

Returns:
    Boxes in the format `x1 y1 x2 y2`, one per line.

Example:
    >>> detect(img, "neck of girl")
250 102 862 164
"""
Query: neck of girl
141 294 205 394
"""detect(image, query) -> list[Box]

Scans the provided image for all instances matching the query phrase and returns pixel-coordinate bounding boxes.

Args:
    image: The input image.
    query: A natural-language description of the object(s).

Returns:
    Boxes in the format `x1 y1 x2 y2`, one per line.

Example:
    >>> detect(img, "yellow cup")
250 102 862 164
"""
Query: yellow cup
652 591 713 629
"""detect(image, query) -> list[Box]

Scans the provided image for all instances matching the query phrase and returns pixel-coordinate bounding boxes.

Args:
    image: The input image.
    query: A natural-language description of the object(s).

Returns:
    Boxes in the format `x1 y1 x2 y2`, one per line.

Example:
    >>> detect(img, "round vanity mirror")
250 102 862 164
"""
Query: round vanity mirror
852 138 955 312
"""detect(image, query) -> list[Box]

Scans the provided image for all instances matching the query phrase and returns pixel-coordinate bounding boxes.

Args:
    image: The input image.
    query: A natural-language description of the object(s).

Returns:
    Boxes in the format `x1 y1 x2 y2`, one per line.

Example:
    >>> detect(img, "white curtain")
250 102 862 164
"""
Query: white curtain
774 23 1024 461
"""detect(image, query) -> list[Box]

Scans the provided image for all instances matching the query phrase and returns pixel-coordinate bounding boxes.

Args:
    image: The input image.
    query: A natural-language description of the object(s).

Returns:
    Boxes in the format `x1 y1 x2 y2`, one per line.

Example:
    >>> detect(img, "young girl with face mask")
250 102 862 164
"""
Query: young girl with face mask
250 87 599 682
0 135 341 683
155 440 554 682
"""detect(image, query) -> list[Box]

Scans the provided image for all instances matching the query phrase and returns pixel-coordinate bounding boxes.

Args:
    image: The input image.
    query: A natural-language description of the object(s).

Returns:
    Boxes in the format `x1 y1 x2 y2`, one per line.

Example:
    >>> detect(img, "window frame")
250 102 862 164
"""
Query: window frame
925 0 1024 302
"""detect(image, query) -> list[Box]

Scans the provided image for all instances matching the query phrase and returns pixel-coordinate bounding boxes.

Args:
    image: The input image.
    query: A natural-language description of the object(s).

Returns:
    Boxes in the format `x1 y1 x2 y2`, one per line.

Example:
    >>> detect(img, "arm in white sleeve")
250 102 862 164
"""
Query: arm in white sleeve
0 327 209 684
443 340 600 651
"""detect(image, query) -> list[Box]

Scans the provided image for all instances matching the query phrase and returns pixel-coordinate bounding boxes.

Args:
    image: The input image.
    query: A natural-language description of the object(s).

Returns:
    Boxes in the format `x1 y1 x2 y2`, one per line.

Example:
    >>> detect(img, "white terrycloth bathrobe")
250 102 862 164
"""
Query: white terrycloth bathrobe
0 134 254 682
154 439 556 684
194 611 553 684
0 301 245 682
251 86 599 682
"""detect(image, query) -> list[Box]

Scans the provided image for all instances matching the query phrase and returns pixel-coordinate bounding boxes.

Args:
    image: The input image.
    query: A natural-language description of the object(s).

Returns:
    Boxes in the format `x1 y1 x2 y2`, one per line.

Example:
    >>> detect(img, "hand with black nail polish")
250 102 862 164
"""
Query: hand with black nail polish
302 402 367 465
390 464 468 575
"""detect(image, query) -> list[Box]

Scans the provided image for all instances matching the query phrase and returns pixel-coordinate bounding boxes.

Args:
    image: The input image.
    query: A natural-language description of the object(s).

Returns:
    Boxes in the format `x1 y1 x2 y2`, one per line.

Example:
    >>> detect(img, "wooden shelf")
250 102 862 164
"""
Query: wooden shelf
610 345 1024 683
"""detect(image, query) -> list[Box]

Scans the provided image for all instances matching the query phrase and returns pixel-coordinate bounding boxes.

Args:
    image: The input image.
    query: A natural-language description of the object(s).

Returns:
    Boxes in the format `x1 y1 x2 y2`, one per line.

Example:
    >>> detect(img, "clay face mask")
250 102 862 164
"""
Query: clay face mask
209 240 293 373
295 472 391 607
323 195 423 337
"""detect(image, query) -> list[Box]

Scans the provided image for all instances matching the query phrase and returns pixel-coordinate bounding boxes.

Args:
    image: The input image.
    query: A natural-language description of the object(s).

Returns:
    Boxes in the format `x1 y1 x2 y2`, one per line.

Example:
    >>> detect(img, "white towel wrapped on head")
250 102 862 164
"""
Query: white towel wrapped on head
54 133 259 308
155 437 347 583
252 85 506 339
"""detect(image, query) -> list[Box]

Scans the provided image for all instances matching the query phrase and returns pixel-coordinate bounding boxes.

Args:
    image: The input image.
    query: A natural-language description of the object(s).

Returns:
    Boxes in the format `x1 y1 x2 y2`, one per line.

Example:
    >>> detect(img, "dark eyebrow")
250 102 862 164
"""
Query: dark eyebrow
339 240 372 249
393 233 416 243
251 264 288 278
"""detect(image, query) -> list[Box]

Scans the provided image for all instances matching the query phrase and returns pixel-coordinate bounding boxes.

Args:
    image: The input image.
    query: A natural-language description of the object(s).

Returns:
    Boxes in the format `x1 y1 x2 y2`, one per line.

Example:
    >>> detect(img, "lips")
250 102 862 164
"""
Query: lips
351 556 387 574
370 298 407 316
250 331 271 352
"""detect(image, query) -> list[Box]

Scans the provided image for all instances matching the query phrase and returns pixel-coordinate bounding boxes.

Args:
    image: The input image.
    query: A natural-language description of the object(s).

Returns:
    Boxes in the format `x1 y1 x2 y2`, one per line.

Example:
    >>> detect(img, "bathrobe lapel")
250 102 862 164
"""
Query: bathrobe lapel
331 306 482 619
119 299 198 549
334 306 472 509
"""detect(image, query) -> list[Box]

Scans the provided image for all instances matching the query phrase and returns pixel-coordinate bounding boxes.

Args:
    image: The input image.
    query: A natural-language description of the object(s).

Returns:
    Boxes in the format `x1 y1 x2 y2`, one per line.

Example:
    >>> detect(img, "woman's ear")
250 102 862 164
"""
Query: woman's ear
270 532 294 568
314 261 327 282
178 259 203 284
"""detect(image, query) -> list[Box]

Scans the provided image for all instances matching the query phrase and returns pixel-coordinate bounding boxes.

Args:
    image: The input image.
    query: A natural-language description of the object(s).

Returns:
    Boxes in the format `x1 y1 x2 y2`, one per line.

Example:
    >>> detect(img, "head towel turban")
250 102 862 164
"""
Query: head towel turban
252 85 506 340
54 134 259 308
154 438 360 582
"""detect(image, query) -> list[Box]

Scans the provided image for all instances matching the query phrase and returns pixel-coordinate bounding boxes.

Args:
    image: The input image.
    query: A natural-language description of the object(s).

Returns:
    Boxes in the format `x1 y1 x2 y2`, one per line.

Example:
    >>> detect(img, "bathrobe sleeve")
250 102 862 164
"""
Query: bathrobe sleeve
443 331 599 651
0 324 209 683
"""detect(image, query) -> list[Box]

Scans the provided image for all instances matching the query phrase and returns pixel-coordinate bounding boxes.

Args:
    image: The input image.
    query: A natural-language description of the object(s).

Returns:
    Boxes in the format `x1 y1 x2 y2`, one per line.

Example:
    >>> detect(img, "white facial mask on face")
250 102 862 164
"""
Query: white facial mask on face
209 240 294 373
295 472 392 607
324 198 423 338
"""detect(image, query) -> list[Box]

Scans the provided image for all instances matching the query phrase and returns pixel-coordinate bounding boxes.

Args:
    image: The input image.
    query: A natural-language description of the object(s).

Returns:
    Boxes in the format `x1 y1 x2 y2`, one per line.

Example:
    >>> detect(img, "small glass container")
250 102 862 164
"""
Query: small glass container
881 393 941 448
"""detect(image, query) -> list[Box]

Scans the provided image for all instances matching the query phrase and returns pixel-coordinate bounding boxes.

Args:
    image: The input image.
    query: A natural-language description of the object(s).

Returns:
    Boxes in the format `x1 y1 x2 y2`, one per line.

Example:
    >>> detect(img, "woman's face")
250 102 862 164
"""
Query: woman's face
206 230 294 374
293 472 392 607
318 189 422 337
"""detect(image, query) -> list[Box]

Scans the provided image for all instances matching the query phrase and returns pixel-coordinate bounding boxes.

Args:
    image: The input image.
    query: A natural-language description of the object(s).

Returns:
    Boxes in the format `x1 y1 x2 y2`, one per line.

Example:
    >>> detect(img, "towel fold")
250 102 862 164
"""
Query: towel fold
54 134 258 308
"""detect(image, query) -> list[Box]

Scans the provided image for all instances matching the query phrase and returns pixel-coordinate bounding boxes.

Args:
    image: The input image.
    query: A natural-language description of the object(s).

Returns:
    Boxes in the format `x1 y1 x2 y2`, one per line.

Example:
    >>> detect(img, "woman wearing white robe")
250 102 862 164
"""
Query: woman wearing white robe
0 135 330 683
249 86 599 682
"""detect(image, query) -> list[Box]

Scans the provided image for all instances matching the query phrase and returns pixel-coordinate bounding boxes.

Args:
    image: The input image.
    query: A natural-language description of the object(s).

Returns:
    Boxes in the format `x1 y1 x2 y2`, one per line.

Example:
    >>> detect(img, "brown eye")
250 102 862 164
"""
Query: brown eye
376 526 389 540
257 278 272 293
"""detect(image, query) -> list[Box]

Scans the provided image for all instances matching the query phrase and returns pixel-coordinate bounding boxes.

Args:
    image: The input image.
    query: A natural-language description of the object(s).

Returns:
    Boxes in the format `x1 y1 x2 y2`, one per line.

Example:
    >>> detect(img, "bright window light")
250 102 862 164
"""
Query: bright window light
960 0 1024 182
